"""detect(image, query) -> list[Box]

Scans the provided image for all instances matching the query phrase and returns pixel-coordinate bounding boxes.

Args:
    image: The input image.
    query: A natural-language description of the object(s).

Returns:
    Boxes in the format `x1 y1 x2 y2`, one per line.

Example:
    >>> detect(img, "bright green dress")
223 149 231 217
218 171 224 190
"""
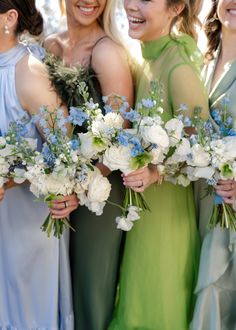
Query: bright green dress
109 35 208 330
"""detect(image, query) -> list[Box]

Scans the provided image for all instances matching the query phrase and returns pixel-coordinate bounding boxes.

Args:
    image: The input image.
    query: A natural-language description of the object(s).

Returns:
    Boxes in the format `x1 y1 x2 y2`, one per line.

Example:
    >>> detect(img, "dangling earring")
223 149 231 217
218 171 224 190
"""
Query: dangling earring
208 12 219 23
4 25 10 35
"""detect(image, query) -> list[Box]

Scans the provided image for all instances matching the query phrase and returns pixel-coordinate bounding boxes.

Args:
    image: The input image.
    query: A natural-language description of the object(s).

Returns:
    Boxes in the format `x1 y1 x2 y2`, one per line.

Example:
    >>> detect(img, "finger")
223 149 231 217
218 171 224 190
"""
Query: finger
223 197 234 204
50 202 67 210
218 180 234 185
215 190 235 198
124 168 146 178
131 186 145 193
51 206 76 218
216 184 232 191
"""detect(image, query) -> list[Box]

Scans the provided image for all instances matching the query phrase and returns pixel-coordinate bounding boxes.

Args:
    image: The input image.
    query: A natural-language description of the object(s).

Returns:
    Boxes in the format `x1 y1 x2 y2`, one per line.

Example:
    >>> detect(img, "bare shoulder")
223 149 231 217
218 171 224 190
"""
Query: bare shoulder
15 54 58 111
44 31 67 57
91 37 128 70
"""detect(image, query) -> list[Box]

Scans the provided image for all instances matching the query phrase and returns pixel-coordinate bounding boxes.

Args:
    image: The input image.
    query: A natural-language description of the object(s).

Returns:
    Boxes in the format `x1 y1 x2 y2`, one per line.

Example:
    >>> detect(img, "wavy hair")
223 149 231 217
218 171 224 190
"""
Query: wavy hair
168 0 202 41
204 0 221 61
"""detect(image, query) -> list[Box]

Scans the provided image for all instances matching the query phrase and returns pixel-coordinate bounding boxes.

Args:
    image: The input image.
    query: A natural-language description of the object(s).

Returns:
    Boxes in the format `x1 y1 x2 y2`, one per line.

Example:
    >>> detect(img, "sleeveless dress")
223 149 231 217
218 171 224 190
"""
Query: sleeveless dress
109 35 208 330
191 54 236 330
0 44 73 330
45 37 125 330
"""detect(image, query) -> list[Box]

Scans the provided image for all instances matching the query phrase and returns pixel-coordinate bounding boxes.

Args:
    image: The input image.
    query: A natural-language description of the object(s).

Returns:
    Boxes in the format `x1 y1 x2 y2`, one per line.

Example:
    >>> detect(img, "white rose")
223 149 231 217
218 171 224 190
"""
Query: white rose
223 137 236 161
116 216 134 231
187 144 210 167
103 145 132 175
193 166 215 179
165 118 184 146
141 125 169 148
150 147 166 165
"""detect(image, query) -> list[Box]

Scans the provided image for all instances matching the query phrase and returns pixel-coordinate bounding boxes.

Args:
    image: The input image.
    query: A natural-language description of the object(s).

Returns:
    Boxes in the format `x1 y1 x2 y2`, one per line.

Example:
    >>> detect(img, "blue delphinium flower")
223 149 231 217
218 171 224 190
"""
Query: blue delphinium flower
42 144 56 168
121 108 141 123
141 98 155 109
69 139 80 151
69 107 89 126
131 144 144 157
117 131 133 147
104 104 112 114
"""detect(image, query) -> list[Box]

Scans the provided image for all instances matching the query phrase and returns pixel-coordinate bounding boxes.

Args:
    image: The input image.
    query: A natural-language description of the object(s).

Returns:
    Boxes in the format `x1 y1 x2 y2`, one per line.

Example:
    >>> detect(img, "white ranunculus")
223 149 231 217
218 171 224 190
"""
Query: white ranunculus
103 145 132 175
165 118 184 146
188 144 210 167
104 112 124 129
79 132 106 159
87 201 106 216
166 138 191 164
116 216 134 231
87 168 111 204
141 125 169 148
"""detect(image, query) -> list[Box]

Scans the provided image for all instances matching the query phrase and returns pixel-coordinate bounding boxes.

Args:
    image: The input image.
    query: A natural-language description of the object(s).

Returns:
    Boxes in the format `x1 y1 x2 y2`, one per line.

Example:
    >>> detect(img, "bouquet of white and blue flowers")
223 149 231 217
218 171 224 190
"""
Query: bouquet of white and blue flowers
22 106 111 238
0 118 37 188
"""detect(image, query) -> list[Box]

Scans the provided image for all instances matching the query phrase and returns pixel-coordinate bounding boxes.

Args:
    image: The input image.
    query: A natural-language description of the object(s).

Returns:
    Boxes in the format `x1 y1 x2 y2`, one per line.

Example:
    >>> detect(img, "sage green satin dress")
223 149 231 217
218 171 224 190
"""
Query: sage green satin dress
191 54 236 330
109 35 208 330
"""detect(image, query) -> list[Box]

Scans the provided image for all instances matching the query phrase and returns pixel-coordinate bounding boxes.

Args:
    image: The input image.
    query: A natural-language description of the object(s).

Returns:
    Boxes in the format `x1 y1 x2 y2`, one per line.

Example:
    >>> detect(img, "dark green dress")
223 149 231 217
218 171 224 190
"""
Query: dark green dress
45 55 125 330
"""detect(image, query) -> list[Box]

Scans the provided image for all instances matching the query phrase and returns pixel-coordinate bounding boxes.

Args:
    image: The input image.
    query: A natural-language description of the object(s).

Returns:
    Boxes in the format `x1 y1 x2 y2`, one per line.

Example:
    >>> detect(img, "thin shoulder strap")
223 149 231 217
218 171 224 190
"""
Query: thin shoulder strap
90 35 110 66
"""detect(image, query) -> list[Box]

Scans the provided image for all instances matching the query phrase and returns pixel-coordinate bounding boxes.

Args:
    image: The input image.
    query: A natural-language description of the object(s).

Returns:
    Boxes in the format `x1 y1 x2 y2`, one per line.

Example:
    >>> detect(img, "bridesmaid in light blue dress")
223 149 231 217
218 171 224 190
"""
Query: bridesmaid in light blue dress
192 0 236 329
0 1 73 329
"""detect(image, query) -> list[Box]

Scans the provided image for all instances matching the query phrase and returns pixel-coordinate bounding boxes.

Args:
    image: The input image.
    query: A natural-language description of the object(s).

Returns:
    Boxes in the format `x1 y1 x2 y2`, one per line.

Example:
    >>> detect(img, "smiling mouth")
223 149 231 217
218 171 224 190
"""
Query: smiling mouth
128 16 145 25
227 8 236 15
78 6 98 15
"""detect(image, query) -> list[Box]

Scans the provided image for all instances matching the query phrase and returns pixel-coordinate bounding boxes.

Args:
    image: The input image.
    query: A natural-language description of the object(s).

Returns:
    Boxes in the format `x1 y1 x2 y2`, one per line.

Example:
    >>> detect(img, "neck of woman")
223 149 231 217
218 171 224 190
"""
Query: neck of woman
0 36 18 53
66 20 104 47
220 29 236 64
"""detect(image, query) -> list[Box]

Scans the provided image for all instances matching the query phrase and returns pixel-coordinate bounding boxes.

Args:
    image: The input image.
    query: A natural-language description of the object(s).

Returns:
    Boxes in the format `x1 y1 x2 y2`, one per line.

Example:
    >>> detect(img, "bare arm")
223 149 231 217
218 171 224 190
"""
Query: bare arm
92 38 134 176
0 187 5 202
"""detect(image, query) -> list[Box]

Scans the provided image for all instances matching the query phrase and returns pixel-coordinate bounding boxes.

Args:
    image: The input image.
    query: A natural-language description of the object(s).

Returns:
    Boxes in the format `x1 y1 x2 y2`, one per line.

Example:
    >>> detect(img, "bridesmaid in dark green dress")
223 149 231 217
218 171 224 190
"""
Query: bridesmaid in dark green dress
44 1 133 329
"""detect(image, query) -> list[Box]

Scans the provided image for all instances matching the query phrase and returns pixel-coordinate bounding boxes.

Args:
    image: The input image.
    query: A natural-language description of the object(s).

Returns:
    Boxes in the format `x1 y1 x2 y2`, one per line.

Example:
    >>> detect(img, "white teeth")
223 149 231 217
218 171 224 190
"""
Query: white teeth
79 6 94 13
128 16 144 24
228 9 236 14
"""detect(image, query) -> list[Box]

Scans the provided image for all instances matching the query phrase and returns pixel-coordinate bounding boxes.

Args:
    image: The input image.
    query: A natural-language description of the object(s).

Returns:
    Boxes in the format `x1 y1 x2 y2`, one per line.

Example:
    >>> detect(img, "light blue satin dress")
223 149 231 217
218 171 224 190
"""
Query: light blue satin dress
0 44 73 329
192 54 236 330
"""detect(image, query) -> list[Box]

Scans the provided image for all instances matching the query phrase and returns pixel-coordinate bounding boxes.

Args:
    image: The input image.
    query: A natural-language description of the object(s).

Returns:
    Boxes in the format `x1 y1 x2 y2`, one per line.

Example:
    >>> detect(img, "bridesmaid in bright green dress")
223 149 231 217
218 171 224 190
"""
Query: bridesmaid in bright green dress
109 0 208 329
191 1 236 329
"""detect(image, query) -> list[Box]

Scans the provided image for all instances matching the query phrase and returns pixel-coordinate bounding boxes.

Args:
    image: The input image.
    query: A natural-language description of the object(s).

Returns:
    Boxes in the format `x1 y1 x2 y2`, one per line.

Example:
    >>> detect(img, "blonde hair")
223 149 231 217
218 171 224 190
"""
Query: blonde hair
168 0 202 41
100 0 123 46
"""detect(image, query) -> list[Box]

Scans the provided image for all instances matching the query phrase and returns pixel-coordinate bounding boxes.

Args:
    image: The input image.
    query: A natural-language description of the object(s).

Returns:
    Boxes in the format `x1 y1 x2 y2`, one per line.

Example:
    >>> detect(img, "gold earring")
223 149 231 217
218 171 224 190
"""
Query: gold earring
208 13 219 23
4 25 10 34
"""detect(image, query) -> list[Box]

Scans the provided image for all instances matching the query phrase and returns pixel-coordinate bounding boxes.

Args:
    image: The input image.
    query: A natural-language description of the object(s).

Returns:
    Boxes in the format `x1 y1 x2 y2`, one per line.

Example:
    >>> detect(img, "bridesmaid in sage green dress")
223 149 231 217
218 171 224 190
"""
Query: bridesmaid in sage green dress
109 0 208 329
44 1 133 329
191 1 236 329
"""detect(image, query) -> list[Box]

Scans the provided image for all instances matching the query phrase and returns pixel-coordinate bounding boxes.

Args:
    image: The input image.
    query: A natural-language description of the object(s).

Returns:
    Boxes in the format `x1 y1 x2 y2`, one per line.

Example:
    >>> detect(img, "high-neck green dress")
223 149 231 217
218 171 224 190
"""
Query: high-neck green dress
109 35 208 330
